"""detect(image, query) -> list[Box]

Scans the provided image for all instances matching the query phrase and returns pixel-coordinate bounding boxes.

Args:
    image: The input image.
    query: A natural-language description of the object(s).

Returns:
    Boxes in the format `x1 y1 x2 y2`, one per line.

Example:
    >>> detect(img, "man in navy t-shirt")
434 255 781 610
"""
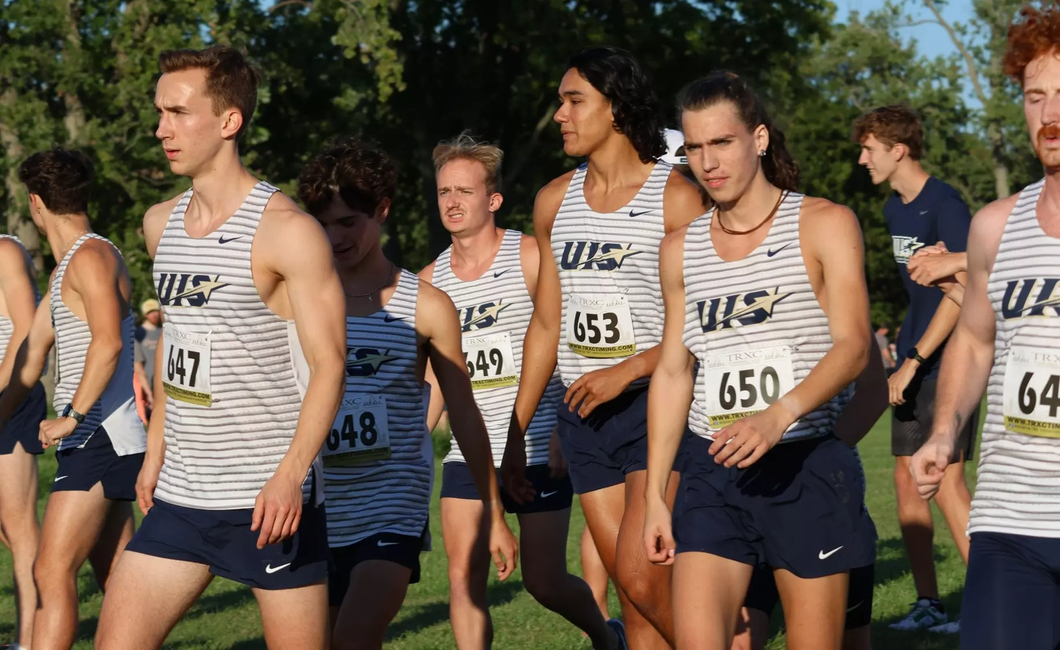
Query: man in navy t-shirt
854 105 980 635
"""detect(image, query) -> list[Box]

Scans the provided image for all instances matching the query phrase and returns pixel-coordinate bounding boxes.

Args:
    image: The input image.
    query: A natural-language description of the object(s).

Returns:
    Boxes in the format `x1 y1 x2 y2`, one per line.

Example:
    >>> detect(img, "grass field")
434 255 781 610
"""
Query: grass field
0 411 976 649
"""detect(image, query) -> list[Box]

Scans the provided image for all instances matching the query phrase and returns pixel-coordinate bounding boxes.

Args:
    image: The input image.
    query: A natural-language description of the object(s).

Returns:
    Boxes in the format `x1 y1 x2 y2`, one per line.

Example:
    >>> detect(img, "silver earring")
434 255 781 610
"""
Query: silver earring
758 150 767 157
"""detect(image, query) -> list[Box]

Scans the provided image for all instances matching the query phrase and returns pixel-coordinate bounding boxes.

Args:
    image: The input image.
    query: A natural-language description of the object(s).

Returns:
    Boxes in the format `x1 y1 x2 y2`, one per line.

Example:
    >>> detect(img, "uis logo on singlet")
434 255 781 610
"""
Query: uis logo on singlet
891 236 925 264
346 347 397 376
156 273 228 307
697 287 791 333
1001 278 1060 319
460 301 510 332
559 241 640 271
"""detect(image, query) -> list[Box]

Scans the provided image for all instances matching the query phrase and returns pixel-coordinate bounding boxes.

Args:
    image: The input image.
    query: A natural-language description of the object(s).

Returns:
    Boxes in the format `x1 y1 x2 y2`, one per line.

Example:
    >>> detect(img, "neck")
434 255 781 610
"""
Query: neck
585 136 652 189
46 214 93 263
187 149 259 224
339 245 394 294
450 223 504 269
714 174 783 232
1043 166 1060 214
888 162 931 204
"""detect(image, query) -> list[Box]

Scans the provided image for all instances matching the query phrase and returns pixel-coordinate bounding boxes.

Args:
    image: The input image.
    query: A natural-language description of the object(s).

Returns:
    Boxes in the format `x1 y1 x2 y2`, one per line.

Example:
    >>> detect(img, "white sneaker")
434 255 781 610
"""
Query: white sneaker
928 620 960 634
889 598 948 631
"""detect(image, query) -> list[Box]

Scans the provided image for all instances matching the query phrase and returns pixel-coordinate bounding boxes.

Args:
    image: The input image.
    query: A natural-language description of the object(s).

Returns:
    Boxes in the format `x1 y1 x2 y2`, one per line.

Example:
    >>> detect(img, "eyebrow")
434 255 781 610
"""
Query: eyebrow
438 185 475 192
558 90 585 99
707 134 737 145
155 102 188 112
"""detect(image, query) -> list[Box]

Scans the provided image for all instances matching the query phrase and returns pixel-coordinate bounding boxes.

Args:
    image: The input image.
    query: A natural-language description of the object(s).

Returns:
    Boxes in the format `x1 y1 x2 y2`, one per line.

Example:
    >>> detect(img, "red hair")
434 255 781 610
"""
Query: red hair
1003 4 1060 83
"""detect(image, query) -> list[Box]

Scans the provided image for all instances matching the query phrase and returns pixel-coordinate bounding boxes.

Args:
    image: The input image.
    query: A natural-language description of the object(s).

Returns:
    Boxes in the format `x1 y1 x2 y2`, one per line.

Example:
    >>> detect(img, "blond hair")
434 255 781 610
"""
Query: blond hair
432 134 503 194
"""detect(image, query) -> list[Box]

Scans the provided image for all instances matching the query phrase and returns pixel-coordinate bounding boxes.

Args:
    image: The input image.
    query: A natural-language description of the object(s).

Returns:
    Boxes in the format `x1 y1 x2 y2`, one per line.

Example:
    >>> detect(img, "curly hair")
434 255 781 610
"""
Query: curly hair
159 46 261 140
297 137 397 218
18 148 94 215
677 72 800 192
432 133 504 194
851 105 924 160
1002 4 1060 84
567 47 666 163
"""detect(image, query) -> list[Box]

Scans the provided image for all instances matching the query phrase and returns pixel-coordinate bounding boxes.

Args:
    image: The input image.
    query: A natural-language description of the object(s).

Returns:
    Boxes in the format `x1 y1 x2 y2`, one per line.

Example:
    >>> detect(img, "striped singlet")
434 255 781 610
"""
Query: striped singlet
152 182 315 511
51 234 145 455
0 235 40 353
430 230 562 467
682 192 846 443
552 161 671 388
323 270 432 547
973 179 1060 537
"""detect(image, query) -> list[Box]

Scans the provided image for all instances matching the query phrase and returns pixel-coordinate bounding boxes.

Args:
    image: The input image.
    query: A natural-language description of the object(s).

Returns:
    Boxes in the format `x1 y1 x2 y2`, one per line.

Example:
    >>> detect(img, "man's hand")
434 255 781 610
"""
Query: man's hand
910 434 955 500
39 417 78 449
499 433 533 505
564 365 632 418
908 241 964 289
547 427 567 479
889 359 919 406
643 496 676 565
136 452 164 514
489 511 519 581
708 406 791 468
251 468 305 549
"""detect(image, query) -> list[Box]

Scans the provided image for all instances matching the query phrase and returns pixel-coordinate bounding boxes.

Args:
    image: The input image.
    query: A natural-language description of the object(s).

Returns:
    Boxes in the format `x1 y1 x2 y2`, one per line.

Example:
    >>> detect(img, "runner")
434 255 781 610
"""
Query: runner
0 231 46 650
912 6 1060 649
94 46 347 650
0 147 145 650
500 47 704 648
854 105 978 632
643 71 877 650
421 134 621 650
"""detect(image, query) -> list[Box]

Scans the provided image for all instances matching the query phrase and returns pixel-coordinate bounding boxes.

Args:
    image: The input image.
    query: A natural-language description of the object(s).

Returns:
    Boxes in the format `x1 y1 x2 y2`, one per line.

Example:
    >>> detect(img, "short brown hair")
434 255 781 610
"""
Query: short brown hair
432 134 504 194
1003 4 1060 84
159 46 261 140
297 137 397 218
18 148 94 215
851 105 924 160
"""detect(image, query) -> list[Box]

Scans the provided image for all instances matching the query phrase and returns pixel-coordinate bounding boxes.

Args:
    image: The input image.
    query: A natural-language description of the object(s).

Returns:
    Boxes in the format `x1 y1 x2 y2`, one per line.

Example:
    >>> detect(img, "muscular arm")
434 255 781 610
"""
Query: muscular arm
834 333 889 447
0 292 53 426
0 243 39 394
417 261 447 433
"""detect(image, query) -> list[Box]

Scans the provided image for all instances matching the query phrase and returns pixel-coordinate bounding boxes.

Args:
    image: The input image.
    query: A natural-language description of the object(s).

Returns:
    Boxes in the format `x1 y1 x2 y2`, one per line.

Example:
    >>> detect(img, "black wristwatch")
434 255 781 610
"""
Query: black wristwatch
61 404 86 425
906 347 928 364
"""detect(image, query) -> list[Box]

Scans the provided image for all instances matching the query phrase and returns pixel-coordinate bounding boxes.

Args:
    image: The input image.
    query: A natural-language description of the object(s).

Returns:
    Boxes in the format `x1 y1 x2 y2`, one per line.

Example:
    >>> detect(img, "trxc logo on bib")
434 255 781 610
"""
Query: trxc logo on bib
559 241 640 271
698 288 790 333
891 236 925 263
460 301 510 332
1001 278 1060 319
346 347 397 376
156 273 228 307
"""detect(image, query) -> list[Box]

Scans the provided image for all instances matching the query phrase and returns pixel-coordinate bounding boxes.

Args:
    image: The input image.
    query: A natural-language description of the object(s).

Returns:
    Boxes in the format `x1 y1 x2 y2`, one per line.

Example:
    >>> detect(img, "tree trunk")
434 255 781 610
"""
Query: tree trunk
987 122 1010 199
62 0 88 146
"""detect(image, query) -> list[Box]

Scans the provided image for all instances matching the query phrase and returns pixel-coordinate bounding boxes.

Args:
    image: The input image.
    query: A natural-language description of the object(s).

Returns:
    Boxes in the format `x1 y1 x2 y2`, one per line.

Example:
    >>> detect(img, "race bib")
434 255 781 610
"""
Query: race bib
463 331 518 390
566 294 636 358
703 346 796 428
323 394 392 466
162 326 212 407
1003 346 1060 438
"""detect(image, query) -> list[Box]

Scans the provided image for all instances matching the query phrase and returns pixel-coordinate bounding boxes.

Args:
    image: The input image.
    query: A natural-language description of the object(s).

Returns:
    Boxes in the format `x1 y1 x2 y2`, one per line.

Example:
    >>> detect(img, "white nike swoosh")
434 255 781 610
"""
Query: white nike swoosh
265 562 291 574
377 541 399 547
818 546 843 560
54 475 68 482
539 490 559 498
847 600 863 613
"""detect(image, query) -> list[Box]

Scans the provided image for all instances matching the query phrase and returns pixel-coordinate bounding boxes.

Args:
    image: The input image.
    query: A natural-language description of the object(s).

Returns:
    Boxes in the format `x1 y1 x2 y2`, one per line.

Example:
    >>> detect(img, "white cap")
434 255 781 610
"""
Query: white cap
661 128 687 165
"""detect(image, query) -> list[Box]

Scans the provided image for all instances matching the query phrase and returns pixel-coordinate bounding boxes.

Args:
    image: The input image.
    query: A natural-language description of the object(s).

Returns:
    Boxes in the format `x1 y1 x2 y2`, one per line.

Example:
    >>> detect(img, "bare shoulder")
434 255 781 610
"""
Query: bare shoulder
972 193 1018 230
663 170 707 231
518 232 539 257
418 259 438 284
258 194 326 248
0 239 26 271
143 192 185 251
661 222 690 254
968 193 1019 265
416 278 458 334
800 196 861 238
533 169 577 231
66 237 120 284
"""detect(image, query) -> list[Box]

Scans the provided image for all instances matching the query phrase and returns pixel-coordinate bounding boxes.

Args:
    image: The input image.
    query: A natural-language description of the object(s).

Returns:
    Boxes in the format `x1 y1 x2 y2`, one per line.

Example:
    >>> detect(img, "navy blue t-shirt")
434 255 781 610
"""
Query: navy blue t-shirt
884 176 972 379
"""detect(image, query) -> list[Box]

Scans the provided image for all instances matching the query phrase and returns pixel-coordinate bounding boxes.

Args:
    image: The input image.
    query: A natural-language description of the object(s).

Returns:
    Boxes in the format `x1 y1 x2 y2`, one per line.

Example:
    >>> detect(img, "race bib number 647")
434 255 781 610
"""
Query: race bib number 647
162 326 212 407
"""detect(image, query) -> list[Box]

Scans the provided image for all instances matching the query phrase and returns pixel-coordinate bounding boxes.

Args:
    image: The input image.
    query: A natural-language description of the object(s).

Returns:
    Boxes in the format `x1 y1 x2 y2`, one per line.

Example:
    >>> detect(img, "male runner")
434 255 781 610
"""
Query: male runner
421 134 622 650
297 136 517 650
643 71 877 650
0 230 46 650
854 105 977 632
912 6 1060 648
0 148 145 650
500 47 704 649
94 46 347 650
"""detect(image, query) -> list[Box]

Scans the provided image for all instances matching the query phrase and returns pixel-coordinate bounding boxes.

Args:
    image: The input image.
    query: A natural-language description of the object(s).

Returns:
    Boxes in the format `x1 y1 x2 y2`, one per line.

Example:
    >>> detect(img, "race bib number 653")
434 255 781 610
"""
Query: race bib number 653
1004 346 1060 438
704 346 795 428
566 294 636 359
162 326 212 407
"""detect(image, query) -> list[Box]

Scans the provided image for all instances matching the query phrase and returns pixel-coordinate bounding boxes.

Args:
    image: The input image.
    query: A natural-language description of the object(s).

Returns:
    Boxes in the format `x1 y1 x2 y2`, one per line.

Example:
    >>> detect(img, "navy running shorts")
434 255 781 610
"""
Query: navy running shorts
328 529 426 606
892 376 979 460
52 426 144 500
441 461 574 514
0 383 46 455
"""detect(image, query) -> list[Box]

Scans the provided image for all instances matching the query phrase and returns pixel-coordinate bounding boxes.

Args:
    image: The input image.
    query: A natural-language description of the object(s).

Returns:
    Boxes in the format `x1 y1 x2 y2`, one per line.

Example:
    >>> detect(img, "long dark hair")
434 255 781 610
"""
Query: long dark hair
676 72 799 191
567 47 666 163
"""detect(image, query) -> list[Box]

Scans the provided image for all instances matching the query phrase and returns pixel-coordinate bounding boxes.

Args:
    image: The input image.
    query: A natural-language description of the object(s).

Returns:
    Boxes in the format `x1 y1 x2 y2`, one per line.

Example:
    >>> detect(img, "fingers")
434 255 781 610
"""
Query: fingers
565 382 588 413
707 426 738 456
577 394 602 418
716 433 759 467
736 442 770 469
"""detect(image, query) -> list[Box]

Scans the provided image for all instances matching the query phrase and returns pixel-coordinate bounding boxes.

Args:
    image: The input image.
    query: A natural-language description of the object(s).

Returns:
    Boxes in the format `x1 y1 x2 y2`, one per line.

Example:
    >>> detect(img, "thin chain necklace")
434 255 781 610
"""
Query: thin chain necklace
57 230 90 260
717 191 787 236
345 262 396 303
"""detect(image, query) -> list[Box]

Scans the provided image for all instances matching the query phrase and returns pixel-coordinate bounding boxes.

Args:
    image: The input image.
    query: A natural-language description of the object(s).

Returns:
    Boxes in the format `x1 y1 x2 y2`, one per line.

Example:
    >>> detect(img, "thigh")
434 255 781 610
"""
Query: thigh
774 568 847 650
332 559 412 648
95 551 213 650
517 508 572 575
39 482 113 565
255 580 329 650
672 552 753 650
441 497 490 577
578 482 626 579
0 442 38 525
616 469 677 581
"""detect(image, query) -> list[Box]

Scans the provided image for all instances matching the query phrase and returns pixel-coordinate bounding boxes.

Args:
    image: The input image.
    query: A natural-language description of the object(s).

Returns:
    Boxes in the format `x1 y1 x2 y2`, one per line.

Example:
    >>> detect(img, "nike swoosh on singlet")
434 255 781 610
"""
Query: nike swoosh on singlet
383 315 404 323
218 235 243 244
493 268 511 279
629 210 649 218
767 242 792 257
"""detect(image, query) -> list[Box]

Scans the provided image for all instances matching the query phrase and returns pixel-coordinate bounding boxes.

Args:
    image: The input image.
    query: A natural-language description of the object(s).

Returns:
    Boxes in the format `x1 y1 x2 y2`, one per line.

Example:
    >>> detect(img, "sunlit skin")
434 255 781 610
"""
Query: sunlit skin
314 194 390 273
681 101 771 215
1024 50 1060 173
856 134 901 186
154 68 243 177
554 69 622 158
436 158 502 237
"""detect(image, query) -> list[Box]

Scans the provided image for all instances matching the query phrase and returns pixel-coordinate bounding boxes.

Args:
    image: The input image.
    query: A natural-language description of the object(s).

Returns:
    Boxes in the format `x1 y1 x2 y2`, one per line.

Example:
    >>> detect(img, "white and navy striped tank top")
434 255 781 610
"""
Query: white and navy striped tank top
152 182 314 511
323 270 432 547
50 234 145 455
974 179 1060 537
552 162 671 387
682 192 845 443
0 235 39 355
431 230 562 467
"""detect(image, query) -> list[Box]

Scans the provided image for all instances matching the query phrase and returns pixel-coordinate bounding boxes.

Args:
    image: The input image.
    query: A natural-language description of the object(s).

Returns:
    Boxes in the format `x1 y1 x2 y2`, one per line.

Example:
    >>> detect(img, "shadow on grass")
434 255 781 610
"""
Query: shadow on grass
386 578 526 641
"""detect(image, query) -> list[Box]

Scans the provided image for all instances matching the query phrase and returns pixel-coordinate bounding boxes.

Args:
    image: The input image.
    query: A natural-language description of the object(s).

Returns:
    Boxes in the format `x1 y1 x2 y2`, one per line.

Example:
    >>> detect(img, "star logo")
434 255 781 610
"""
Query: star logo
583 245 641 267
346 348 398 376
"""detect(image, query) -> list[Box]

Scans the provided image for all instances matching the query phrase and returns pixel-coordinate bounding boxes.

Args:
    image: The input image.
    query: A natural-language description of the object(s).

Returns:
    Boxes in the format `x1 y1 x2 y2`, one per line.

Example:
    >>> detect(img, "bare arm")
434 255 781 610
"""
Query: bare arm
834 333 889 448
0 291 54 427
0 242 39 394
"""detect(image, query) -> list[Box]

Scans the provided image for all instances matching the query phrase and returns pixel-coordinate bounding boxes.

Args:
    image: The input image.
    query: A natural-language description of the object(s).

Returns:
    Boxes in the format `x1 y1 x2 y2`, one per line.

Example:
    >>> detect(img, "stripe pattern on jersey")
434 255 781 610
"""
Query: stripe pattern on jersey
682 192 845 442
152 182 313 510
431 230 561 467
51 234 144 454
975 178 1060 537
324 270 432 547
0 235 40 356
552 162 671 387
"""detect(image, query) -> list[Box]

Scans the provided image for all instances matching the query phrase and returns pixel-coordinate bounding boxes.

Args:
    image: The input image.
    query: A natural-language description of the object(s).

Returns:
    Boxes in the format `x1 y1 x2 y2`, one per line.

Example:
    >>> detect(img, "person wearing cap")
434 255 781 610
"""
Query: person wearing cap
134 299 162 420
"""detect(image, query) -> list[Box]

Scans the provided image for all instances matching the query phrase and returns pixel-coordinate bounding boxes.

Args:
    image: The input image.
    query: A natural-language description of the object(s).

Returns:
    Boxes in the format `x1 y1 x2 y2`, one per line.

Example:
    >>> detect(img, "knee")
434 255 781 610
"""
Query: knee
614 558 655 607
447 561 486 599
522 568 562 605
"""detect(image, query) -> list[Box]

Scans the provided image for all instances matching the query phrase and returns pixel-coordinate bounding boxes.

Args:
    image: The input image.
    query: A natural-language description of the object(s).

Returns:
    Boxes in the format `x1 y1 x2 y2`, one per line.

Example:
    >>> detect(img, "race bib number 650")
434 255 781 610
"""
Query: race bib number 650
566 294 636 359
704 346 795 428
1004 346 1060 438
162 326 212 407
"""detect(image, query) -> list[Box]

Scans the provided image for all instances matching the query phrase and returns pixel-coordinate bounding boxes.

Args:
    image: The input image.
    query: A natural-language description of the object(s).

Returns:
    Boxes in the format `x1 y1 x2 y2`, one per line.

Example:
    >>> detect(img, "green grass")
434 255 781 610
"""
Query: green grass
0 412 974 649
